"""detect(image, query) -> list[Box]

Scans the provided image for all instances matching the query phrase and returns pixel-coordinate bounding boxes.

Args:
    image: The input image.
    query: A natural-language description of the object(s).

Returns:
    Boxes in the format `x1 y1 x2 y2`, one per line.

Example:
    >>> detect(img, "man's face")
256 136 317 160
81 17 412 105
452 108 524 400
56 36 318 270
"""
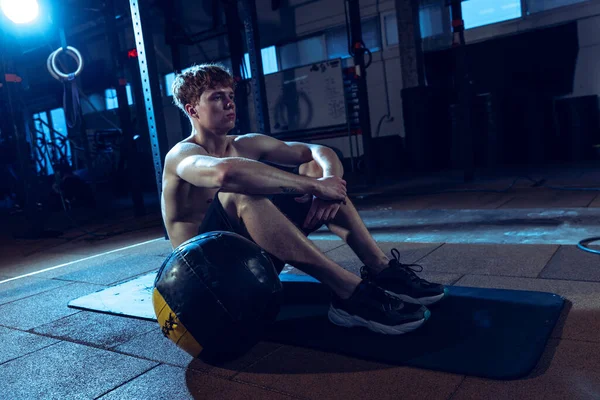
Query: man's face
190 85 236 133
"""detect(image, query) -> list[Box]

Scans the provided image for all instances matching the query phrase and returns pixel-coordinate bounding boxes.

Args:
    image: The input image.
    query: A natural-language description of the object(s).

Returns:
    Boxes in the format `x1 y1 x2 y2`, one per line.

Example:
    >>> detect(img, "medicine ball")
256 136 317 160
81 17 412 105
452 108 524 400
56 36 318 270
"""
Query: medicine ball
152 231 284 362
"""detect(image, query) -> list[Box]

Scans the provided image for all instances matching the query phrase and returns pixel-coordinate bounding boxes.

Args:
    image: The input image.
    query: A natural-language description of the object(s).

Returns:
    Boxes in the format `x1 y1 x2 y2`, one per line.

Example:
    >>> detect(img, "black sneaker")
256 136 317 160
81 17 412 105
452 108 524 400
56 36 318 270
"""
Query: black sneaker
361 248 449 306
328 280 431 335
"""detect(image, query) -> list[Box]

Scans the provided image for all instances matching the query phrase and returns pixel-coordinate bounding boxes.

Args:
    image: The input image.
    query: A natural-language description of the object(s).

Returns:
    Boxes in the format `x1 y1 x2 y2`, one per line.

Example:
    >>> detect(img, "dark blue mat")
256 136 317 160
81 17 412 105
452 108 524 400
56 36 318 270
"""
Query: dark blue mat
273 274 564 380
68 272 564 380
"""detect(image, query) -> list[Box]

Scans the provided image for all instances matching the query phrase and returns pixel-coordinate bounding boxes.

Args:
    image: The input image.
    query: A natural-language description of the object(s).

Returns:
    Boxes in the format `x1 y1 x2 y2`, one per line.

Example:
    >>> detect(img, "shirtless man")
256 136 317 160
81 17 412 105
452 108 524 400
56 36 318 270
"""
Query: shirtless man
161 64 447 335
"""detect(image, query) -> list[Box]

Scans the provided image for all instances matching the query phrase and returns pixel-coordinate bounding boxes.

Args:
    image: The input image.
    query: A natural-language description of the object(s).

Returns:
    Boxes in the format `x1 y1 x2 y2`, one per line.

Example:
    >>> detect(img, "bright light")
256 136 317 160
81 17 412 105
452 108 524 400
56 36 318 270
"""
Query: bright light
1 0 39 24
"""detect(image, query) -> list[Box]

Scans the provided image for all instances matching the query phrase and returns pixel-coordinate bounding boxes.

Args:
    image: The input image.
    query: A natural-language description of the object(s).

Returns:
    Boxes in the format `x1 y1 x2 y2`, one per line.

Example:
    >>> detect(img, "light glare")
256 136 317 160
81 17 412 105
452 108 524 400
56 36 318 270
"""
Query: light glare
1 0 40 24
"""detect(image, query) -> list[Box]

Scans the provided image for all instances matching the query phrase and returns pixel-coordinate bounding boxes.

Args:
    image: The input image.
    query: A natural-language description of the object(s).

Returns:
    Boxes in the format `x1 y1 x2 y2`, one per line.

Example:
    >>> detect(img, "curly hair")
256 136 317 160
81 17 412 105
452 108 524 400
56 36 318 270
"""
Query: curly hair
171 63 236 114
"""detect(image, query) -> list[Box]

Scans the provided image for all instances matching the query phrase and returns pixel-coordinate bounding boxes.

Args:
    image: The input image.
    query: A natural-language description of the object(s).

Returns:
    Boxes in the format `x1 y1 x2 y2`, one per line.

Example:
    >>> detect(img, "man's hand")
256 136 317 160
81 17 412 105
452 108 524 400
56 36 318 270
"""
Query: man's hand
312 176 346 201
295 195 344 230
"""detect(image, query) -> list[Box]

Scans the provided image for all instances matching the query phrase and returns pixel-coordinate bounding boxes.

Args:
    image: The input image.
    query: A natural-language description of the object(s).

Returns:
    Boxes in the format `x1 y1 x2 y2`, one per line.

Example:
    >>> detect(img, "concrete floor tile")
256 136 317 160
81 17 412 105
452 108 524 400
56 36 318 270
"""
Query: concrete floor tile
52 253 163 285
320 242 443 275
29 251 162 283
587 194 600 208
284 242 459 285
0 276 71 306
418 244 558 277
418 192 514 210
114 328 282 378
48 229 165 257
0 282 104 330
539 245 600 282
452 339 600 400
0 326 59 364
498 189 596 209
0 341 157 400
455 275 600 343
98 364 296 400
32 311 157 348
235 346 463 400
0 251 90 278
46 235 171 258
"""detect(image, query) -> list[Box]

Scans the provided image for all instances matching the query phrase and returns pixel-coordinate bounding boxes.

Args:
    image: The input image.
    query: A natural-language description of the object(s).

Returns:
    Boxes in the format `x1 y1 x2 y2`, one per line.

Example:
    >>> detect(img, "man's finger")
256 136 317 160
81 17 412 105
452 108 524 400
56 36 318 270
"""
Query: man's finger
309 208 326 229
329 204 341 221
295 194 311 203
323 208 334 222
303 204 318 228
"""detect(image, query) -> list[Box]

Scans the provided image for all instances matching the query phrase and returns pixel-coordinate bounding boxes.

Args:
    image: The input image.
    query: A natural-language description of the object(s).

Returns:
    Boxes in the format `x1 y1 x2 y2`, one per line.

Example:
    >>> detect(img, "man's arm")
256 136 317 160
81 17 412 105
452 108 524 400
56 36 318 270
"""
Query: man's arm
172 143 346 200
239 133 344 177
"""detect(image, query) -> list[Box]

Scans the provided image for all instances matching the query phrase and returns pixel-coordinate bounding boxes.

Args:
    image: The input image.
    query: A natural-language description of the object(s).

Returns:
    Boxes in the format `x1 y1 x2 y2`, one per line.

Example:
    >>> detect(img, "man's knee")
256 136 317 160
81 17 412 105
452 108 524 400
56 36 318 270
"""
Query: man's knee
299 160 323 178
217 192 268 217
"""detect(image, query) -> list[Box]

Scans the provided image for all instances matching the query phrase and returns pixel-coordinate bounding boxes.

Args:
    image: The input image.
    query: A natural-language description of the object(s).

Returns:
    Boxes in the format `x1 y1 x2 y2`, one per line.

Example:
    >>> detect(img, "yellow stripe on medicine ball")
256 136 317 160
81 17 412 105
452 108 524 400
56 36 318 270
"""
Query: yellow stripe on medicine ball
152 288 203 357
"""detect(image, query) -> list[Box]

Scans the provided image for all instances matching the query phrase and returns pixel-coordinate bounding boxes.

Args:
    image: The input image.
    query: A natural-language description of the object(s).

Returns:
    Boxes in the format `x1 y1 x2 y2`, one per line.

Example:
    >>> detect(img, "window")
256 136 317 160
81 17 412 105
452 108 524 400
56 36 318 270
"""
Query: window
526 0 588 14
50 108 71 168
105 84 134 110
32 108 71 175
420 6 445 38
326 28 347 60
384 14 399 46
165 67 194 97
384 8 444 46
281 36 327 70
362 18 381 53
242 46 279 77
165 72 176 97
462 0 522 29
33 111 53 175
325 18 381 61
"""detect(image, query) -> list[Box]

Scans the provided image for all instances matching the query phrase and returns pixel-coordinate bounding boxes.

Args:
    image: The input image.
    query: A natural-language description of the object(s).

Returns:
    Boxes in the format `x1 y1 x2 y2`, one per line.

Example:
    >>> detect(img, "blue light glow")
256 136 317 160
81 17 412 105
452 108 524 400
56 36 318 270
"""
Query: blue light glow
1 0 39 24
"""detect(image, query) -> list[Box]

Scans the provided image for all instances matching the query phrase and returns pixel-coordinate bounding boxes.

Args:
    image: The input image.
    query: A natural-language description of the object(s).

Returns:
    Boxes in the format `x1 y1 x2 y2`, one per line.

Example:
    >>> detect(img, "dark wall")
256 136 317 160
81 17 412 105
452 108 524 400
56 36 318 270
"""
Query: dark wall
404 22 595 168
424 22 579 97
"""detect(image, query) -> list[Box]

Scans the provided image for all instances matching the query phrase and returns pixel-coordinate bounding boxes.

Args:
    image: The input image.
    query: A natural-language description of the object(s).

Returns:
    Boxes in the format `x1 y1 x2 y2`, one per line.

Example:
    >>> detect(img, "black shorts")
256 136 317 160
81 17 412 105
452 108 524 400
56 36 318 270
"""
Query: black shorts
198 191 322 274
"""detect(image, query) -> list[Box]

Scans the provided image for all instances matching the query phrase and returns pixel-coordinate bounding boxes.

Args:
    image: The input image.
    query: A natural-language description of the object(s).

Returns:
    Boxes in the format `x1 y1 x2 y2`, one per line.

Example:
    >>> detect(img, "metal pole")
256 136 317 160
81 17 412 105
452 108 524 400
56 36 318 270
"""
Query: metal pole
128 0 169 209
239 0 270 134
346 0 376 184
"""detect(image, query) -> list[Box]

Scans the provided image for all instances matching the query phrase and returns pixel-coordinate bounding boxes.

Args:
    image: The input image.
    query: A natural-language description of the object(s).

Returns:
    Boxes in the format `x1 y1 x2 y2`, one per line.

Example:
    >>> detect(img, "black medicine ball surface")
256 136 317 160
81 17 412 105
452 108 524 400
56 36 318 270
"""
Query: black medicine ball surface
154 231 284 360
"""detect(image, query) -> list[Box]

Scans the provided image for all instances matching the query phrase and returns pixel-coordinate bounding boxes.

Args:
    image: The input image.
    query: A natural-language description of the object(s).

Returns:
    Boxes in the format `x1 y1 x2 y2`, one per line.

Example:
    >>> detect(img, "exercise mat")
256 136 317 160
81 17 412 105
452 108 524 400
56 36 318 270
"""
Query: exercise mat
69 272 564 380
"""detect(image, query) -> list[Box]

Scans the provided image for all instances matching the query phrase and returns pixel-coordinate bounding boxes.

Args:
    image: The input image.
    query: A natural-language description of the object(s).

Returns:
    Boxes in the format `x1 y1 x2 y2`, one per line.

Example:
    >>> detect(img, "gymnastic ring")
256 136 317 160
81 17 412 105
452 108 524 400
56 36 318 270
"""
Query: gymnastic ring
49 46 84 81
46 49 76 81
47 47 82 81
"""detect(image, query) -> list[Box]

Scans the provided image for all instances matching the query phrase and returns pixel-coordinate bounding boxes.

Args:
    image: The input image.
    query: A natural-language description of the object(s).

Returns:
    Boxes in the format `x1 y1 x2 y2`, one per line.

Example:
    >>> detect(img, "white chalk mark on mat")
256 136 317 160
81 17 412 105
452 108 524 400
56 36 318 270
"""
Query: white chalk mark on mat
0 237 164 285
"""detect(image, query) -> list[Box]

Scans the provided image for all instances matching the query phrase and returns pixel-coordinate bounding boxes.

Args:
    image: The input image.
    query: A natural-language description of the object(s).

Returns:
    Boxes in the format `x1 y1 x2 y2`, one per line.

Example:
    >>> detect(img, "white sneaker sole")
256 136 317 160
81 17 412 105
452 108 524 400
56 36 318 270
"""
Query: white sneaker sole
417 292 446 306
328 306 427 335
388 290 447 306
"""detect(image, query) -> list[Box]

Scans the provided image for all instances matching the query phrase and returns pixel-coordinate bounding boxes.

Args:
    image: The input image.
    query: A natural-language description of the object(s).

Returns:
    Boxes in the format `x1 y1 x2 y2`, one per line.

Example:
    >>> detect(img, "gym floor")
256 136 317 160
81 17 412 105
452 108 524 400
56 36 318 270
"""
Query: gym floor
1 162 600 399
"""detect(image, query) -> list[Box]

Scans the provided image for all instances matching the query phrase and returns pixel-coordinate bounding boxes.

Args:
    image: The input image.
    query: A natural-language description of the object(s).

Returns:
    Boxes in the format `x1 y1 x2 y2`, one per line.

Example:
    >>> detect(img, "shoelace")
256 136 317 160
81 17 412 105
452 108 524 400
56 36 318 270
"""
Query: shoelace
389 248 431 286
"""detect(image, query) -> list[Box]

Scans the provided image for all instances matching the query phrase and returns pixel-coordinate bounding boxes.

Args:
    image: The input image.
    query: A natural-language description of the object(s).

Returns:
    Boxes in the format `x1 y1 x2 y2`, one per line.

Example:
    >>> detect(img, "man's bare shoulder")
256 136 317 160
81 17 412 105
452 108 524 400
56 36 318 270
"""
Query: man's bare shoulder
165 141 208 172
231 133 265 143
230 133 270 153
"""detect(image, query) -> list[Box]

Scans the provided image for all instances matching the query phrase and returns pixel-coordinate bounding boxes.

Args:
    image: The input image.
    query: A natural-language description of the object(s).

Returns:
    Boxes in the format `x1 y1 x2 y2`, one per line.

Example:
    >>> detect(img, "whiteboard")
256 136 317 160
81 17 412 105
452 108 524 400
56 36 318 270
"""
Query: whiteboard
262 60 347 135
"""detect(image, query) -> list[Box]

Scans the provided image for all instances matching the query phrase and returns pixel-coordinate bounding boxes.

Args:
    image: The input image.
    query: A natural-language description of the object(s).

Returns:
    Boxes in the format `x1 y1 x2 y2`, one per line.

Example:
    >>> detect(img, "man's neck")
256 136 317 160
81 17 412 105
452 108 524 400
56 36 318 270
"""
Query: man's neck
190 126 230 157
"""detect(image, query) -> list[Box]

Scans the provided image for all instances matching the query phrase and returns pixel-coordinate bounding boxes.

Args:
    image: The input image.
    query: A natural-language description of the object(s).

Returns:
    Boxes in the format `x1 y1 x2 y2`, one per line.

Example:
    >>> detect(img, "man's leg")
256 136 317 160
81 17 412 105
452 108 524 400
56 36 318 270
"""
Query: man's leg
299 160 446 306
218 192 361 299
326 197 390 274
218 189 431 334
298 160 388 274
